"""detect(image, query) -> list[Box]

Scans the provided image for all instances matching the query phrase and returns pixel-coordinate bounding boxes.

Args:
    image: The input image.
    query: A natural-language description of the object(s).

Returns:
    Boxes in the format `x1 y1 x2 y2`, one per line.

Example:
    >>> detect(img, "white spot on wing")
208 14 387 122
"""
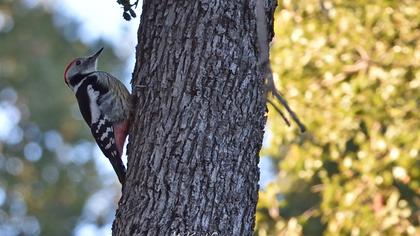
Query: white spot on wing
100 133 108 141
96 119 106 134
97 119 106 130
100 127 112 141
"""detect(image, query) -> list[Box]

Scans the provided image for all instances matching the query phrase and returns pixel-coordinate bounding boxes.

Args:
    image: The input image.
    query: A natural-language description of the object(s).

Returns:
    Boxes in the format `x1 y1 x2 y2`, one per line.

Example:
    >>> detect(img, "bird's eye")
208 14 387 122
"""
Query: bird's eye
75 60 81 66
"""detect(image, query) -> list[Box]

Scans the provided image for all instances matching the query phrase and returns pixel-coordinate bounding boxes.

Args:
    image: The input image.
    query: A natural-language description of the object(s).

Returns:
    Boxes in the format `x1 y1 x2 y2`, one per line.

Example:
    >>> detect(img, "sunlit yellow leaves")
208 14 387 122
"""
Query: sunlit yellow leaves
258 0 420 235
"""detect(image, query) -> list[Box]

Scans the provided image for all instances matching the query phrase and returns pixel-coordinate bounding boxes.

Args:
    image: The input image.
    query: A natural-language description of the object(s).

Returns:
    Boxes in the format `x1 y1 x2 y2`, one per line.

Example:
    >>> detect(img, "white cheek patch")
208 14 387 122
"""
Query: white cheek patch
87 85 101 124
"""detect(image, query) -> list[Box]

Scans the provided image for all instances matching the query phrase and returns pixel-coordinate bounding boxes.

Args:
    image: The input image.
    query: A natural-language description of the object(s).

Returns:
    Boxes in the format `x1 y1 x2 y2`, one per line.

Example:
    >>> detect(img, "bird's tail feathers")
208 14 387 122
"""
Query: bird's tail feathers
108 156 126 185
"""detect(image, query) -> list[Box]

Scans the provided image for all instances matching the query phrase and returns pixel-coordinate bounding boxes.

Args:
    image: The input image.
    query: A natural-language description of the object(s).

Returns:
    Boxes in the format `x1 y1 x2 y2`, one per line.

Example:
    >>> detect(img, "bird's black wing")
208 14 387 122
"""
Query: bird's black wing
90 114 126 184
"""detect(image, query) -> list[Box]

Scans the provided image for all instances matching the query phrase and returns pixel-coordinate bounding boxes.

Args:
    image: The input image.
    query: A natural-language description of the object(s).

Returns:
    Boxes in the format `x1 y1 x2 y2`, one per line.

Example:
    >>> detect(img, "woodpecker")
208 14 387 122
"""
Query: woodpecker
64 48 130 184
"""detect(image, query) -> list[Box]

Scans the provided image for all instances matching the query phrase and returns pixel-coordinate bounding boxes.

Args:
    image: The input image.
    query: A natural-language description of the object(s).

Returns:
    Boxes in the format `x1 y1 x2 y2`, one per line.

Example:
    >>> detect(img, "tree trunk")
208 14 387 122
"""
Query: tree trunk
113 0 276 235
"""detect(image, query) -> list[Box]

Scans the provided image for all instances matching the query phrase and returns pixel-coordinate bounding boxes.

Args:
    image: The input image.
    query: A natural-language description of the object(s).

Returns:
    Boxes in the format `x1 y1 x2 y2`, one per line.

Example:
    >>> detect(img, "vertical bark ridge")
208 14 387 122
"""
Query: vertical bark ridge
114 0 277 235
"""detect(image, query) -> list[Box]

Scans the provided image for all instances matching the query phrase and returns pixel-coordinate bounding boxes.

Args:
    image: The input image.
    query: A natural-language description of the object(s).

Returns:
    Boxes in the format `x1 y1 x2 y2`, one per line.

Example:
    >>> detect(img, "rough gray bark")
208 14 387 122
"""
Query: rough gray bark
113 0 276 235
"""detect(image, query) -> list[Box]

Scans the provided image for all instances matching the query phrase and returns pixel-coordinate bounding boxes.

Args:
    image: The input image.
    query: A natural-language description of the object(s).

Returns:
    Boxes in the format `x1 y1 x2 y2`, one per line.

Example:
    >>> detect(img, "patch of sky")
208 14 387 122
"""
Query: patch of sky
24 142 43 162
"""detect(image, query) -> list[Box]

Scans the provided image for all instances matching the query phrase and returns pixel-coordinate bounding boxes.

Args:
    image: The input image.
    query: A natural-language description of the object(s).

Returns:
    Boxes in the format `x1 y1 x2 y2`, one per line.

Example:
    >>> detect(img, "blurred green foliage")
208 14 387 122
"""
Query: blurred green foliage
0 0 124 235
257 0 419 235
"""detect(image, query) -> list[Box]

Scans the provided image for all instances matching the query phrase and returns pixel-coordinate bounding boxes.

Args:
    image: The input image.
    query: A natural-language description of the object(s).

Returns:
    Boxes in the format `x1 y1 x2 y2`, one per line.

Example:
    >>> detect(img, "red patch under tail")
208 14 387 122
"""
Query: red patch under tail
113 120 129 157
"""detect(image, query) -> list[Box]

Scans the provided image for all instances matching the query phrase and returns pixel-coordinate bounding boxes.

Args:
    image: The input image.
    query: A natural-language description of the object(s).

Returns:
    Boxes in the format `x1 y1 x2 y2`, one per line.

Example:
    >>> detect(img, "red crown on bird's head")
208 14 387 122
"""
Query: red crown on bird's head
64 59 76 85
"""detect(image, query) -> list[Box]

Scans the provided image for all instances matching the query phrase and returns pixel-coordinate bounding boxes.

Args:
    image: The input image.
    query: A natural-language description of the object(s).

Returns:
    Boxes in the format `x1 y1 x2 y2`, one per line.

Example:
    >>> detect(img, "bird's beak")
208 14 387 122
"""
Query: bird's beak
88 47 104 62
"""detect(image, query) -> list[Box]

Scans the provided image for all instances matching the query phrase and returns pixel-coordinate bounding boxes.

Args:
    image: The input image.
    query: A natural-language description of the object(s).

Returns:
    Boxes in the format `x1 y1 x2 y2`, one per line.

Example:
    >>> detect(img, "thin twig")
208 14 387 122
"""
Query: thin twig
267 99 291 127
268 78 306 132
255 0 306 133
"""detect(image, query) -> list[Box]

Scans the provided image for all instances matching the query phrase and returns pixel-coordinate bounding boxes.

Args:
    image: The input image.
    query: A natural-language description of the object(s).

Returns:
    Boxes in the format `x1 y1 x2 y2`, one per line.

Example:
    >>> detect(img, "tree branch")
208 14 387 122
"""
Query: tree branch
255 0 306 133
